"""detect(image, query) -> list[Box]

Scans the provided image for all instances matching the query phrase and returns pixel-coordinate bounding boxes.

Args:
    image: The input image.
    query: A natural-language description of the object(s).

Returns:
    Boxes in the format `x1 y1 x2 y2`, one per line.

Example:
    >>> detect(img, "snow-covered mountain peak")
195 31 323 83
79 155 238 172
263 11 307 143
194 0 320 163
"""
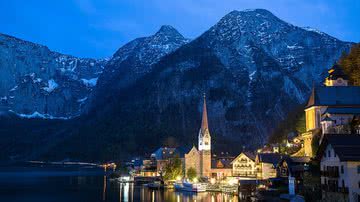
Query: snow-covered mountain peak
154 25 185 39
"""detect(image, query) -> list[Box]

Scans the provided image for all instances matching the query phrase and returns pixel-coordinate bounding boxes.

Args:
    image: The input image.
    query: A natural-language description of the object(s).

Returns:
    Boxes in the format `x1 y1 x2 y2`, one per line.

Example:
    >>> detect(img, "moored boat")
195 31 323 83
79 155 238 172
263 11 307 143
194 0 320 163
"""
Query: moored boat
181 181 207 192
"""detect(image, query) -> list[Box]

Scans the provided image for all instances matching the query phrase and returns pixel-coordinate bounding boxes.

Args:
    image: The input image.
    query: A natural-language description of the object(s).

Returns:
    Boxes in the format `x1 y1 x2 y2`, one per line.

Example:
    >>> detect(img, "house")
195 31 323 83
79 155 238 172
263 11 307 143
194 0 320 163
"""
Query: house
302 64 360 157
256 153 287 180
231 152 257 179
140 147 186 176
151 147 181 174
141 154 158 176
211 156 233 180
316 134 360 202
277 156 310 179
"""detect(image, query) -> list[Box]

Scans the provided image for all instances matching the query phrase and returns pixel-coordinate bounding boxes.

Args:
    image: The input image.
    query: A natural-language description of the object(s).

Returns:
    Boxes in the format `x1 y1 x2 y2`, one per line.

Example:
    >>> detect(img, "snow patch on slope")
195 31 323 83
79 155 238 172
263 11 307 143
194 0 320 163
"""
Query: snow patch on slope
9 110 70 120
42 79 58 93
81 78 98 87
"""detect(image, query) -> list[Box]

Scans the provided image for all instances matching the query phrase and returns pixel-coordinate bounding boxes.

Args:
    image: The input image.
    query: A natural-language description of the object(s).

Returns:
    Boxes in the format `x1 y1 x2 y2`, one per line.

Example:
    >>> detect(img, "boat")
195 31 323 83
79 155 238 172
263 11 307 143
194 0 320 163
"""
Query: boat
181 181 207 192
174 182 184 191
146 181 164 189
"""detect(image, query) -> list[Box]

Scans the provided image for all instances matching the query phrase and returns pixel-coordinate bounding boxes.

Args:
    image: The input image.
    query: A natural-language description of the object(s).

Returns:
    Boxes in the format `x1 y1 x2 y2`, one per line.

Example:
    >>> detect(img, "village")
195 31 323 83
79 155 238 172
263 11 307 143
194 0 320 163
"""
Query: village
119 64 360 202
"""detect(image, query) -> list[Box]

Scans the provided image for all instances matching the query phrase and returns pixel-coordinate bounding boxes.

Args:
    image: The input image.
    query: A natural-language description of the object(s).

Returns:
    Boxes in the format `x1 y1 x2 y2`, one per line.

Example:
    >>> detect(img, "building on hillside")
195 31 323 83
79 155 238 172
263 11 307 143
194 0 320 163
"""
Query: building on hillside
277 156 310 179
256 153 287 180
185 94 212 178
152 147 182 174
316 134 360 202
141 154 158 176
210 156 233 180
302 63 360 157
231 152 257 179
140 147 186 177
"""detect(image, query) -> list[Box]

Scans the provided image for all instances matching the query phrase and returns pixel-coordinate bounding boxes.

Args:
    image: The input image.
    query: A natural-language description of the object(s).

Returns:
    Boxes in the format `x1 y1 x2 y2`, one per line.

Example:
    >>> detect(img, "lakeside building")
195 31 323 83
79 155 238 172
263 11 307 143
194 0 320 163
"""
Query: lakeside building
211 156 233 180
231 152 257 179
140 147 186 177
301 64 360 157
256 153 287 180
316 134 360 202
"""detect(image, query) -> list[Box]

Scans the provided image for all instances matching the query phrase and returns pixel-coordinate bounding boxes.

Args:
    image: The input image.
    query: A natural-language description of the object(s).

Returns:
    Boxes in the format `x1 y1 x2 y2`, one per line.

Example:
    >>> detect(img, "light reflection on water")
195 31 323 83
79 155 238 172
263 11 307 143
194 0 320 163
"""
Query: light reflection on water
0 166 245 202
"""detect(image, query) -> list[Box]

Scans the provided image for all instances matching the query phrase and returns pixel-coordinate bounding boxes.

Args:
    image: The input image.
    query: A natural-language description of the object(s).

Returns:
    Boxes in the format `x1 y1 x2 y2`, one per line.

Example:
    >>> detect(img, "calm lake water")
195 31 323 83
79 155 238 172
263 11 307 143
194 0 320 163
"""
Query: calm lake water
0 164 247 202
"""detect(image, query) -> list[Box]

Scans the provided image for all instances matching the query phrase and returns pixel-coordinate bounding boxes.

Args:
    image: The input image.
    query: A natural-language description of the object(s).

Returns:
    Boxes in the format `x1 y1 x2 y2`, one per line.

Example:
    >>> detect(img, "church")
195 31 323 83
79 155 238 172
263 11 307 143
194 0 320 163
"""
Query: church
184 94 212 178
301 63 360 157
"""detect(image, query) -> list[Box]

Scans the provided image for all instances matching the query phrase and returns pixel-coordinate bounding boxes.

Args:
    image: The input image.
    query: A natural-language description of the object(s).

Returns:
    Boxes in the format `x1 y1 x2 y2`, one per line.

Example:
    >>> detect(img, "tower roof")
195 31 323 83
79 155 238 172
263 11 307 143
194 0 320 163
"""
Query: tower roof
200 94 209 135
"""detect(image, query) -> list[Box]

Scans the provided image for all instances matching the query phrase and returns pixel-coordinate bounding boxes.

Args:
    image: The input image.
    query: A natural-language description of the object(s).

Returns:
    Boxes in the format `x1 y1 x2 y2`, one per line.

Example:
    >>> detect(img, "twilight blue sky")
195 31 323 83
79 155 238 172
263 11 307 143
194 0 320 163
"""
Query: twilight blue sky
0 0 359 58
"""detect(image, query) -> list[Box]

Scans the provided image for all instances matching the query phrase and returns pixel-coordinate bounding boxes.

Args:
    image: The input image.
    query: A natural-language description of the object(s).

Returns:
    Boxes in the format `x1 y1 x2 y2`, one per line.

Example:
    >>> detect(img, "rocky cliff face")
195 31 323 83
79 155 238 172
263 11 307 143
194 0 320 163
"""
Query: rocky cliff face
91 25 189 107
0 33 108 118
88 9 352 151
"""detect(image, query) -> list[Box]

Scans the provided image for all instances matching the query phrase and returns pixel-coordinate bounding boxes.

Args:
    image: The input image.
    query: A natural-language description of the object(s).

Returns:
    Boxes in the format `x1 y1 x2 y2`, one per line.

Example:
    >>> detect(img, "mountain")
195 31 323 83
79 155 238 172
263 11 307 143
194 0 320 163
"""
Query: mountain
79 9 352 159
0 9 354 161
91 25 189 108
0 33 108 118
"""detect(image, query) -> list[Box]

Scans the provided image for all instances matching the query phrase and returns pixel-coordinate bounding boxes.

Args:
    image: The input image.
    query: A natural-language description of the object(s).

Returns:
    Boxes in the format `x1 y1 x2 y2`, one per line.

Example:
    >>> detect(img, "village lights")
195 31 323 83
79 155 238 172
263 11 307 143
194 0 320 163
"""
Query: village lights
176 176 182 181
228 178 238 186
210 178 216 184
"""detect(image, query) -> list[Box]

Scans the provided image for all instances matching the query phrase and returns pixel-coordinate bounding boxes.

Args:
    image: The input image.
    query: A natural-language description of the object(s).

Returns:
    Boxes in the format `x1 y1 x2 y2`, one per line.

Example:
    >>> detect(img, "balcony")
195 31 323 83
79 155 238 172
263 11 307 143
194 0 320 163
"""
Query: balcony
232 172 256 178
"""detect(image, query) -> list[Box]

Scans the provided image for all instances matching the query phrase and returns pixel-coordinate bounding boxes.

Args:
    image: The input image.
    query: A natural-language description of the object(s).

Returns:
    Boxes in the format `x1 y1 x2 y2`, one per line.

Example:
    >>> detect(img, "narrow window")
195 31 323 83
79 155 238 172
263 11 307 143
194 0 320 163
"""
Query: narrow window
357 166 360 174
328 150 331 157
341 166 344 174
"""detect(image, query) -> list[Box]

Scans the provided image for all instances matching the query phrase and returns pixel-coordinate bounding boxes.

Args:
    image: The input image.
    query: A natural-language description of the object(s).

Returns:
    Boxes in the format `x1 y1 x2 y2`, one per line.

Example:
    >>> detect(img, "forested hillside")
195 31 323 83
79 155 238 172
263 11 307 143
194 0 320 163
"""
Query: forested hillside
339 43 360 85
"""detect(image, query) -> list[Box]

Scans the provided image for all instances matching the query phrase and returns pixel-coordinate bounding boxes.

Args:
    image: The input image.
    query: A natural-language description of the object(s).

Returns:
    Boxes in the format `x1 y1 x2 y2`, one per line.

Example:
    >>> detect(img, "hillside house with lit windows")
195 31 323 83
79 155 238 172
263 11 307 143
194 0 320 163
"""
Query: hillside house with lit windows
256 153 287 180
316 134 360 202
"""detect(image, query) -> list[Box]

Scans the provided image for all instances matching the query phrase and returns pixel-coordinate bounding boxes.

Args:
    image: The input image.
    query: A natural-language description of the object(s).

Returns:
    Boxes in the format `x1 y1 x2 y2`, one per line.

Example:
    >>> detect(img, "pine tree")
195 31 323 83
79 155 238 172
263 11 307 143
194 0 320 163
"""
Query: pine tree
339 44 360 86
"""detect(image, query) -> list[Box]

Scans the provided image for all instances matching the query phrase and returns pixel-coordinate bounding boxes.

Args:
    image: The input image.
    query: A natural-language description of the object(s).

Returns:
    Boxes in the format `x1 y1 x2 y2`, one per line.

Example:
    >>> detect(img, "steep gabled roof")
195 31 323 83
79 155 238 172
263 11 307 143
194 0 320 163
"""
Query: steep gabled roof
257 153 288 166
316 134 360 162
152 147 178 160
231 152 256 164
323 107 360 115
306 86 360 108
212 157 233 169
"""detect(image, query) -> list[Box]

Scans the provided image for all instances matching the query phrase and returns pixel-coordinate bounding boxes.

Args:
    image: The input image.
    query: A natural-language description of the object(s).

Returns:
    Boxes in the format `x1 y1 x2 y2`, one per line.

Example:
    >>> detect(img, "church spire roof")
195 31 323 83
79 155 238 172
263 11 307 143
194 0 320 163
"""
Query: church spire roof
201 93 209 135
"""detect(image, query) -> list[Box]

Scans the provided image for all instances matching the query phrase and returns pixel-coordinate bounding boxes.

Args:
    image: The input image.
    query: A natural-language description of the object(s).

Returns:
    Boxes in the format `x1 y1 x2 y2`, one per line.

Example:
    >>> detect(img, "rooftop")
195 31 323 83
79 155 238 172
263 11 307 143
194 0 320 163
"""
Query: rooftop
306 86 360 108
316 134 360 161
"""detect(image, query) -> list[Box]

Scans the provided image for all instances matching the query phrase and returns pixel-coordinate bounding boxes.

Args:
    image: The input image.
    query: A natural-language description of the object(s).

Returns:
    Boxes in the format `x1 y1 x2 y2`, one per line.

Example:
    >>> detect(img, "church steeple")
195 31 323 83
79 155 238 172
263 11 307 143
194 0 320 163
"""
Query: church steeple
200 94 209 136
198 93 211 151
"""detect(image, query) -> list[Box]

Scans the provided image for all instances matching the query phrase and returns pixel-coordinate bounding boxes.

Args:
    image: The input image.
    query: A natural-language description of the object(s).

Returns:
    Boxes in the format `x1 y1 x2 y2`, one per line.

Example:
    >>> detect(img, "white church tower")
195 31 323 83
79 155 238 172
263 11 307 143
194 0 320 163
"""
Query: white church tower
198 94 211 151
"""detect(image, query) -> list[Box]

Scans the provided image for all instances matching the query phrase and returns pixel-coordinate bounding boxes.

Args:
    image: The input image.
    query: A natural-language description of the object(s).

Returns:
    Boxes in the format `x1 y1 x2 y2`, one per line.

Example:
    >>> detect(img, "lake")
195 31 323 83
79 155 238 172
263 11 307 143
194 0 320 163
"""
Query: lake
0 164 249 202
